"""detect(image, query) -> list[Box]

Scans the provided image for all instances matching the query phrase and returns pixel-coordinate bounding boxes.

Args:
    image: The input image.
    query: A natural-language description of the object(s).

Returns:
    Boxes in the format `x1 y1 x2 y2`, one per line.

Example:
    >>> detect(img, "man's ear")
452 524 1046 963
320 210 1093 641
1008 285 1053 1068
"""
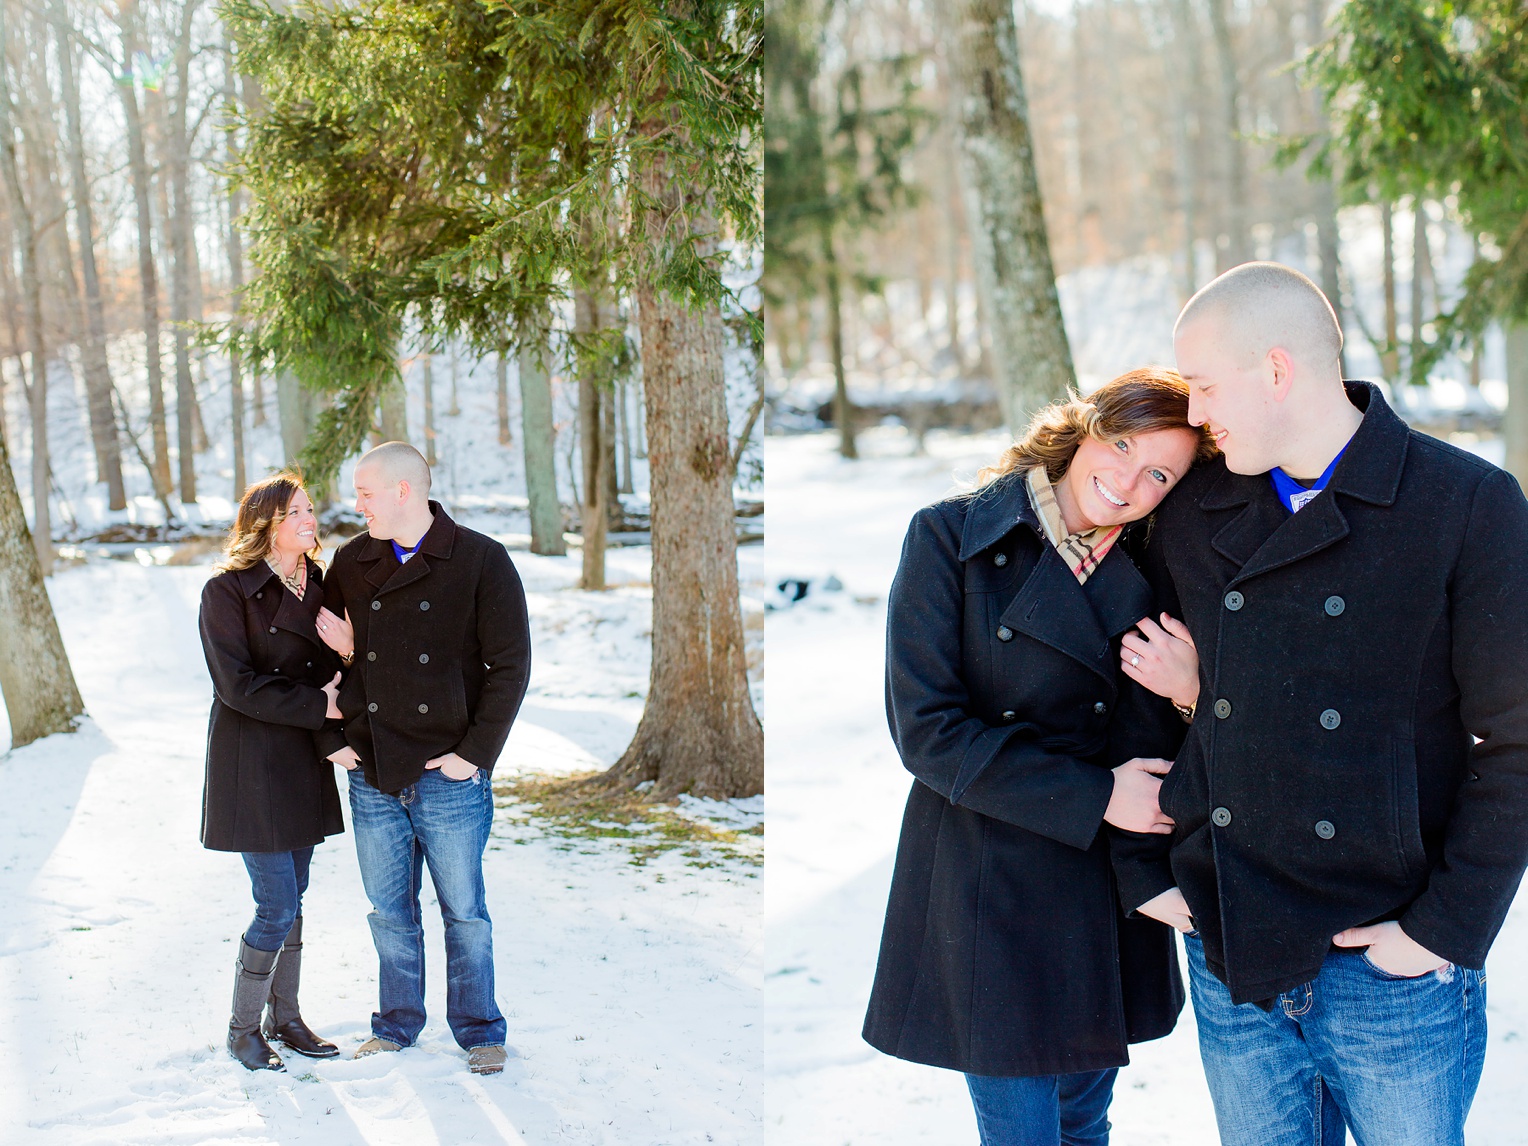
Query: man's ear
1266 347 1295 403
396 478 411 505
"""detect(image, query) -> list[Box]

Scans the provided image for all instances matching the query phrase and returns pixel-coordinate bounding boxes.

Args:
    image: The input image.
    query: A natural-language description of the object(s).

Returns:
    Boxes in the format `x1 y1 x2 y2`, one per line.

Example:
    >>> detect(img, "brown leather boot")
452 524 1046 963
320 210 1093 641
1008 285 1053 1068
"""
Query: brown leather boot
229 938 284 1071
262 916 339 1059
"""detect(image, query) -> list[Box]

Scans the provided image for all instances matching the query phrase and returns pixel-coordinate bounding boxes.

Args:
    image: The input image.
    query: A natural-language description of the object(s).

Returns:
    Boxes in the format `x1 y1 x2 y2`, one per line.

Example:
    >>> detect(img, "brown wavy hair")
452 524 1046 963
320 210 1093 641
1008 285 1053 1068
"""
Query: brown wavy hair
213 470 324 574
976 366 1218 486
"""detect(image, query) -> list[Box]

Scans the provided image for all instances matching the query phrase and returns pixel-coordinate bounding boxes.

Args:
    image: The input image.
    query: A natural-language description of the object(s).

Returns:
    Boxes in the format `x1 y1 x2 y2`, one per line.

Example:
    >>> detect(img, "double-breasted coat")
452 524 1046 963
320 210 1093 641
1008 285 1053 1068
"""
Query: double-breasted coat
199 557 345 852
1114 383 1528 1004
862 472 1185 1078
316 502 531 795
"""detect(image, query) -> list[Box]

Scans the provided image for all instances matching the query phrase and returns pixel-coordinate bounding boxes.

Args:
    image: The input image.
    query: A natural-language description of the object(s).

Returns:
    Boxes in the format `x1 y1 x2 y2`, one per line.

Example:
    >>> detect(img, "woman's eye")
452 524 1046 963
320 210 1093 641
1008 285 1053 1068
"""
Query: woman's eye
1150 470 1167 483
1114 440 1128 453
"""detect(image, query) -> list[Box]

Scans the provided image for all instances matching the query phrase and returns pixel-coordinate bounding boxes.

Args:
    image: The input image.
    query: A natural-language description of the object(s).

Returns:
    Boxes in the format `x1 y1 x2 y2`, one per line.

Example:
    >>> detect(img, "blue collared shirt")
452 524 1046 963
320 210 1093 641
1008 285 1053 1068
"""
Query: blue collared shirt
390 536 425 564
1270 442 1350 514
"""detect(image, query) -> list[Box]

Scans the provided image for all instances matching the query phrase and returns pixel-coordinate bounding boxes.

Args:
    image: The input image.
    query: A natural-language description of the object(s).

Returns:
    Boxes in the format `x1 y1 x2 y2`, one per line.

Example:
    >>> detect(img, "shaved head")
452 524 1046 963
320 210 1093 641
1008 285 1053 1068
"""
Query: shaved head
357 441 431 497
1175 261 1343 372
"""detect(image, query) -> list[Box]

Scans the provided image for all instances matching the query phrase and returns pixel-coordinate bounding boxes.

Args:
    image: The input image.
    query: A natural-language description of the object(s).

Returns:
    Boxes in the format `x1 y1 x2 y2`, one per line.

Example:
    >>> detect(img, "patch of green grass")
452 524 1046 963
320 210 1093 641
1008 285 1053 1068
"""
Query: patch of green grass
493 771 763 870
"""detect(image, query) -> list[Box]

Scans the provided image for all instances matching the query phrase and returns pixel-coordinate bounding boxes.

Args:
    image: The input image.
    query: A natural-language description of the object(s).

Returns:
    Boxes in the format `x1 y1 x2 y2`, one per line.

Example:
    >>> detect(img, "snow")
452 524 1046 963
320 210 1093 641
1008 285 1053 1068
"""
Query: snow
0 531 762 1143
765 427 1528 1146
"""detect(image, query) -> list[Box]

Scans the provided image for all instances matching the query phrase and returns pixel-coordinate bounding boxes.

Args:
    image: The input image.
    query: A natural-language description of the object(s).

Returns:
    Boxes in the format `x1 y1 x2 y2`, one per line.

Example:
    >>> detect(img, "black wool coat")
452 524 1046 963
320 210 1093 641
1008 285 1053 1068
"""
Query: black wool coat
1115 383 1528 1005
316 502 531 795
863 473 1186 1078
199 557 346 852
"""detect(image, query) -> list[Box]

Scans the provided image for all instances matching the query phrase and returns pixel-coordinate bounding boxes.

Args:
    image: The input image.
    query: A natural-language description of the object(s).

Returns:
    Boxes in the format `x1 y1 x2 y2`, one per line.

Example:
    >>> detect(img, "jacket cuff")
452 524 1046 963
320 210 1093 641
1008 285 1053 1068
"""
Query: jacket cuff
1398 901 1488 971
1109 828 1178 916
313 725 349 761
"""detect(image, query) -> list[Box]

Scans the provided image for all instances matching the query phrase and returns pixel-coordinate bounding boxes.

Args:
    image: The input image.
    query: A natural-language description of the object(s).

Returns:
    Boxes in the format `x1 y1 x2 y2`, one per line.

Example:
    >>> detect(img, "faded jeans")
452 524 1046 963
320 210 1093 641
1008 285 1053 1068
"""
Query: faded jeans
964 1069 1116 1146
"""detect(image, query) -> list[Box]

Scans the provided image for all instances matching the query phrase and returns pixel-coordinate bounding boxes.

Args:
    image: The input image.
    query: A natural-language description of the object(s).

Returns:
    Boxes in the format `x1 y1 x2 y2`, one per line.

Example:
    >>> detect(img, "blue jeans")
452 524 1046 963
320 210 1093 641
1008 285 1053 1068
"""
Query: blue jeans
241 847 314 951
348 768 504 1050
964 1069 1116 1146
1185 932 1486 1146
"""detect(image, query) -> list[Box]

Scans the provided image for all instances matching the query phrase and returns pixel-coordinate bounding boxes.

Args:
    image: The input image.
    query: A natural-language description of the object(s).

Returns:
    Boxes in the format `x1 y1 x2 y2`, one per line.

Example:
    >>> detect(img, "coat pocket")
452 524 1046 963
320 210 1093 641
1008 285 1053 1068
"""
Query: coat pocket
1390 737 1427 879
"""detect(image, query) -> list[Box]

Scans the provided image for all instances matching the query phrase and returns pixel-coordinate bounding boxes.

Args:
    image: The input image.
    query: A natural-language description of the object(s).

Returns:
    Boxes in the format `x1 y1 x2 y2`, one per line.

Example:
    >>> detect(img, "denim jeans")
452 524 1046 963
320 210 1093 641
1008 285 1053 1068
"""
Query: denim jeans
348 767 504 1050
1185 931 1486 1146
964 1069 1116 1146
240 847 314 951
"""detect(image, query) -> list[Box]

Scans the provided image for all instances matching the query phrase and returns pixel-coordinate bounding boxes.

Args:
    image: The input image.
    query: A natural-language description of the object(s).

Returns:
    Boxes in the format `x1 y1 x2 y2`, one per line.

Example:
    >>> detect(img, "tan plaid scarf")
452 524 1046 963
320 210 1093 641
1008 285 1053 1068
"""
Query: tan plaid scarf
265 554 307 600
1025 466 1123 585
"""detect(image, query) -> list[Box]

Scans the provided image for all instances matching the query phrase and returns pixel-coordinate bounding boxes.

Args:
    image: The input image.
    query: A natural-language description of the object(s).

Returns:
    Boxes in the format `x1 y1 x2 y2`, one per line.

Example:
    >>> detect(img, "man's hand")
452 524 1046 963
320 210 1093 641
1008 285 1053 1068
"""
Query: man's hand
1333 920 1448 977
1137 886 1195 932
321 671 343 720
1104 758 1175 834
316 607 355 657
328 745 361 771
425 752 479 781
1121 613 1200 709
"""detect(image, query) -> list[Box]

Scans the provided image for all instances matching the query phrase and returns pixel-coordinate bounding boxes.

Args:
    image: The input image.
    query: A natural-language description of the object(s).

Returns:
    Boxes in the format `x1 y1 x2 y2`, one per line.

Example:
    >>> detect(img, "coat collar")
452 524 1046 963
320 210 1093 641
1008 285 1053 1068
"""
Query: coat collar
1202 381 1410 582
233 554 320 599
957 471 1041 562
357 500 458 594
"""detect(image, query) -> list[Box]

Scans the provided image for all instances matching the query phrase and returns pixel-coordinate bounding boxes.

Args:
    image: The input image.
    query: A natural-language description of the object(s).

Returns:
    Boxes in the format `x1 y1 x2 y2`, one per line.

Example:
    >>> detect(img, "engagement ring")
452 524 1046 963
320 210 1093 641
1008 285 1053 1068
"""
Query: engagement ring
1130 654 1141 667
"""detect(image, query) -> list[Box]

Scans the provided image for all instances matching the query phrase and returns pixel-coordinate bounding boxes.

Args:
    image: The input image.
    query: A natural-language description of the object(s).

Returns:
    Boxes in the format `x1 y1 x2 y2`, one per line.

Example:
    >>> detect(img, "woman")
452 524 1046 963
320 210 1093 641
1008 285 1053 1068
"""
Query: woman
862 367 1216 1145
199 471 349 1072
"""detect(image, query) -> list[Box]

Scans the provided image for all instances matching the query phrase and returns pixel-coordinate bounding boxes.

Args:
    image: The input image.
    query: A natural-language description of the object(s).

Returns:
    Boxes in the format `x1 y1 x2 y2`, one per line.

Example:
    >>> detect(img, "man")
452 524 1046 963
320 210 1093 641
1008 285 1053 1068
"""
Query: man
1114 262 1528 1144
316 441 531 1075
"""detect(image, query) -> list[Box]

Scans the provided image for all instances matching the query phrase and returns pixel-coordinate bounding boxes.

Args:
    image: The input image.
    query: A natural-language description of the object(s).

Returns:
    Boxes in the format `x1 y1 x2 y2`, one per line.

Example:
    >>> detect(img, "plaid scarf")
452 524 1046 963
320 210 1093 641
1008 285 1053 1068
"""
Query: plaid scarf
1026 466 1123 585
265 554 307 601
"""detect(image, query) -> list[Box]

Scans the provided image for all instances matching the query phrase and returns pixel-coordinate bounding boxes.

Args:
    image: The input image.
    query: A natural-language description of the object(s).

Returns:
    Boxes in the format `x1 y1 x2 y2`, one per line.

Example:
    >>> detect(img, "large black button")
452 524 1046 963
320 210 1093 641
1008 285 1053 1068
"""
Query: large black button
1224 591 1244 611
419 653 429 664
993 552 1008 567
1213 698 1232 719
1325 595 1345 616
255 591 262 599
367 651 376 662
1093 701 1107 715
996 626 1014 642
268 626 277 634
1212 807 1233 827
418 703 429 714
367 702 378 713
1001 710 1017 722
371 600 381 611
306 661 313 669
1320 708 1341 730
420 601 430 611
1315 820 1336 839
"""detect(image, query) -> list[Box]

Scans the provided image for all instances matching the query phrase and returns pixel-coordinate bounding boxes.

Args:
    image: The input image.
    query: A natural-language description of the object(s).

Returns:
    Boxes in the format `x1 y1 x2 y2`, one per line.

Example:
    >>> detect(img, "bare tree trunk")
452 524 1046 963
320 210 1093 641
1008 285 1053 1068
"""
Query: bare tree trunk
941 0 1075 428
602 357 619 528
518 335 566 556
1205 0 1250 268
0 15 52 572
496 337 511 445
1381 199 1399 381
823 227 857 458
54 4 126 510
251 360 266 424
1504 323 1528 487
117 6 172 499
448 344 461 416
1300 0 1348 376
607 117 761 800
277 369 316 467
167 0 202 503
617 374 634 495
0 413 83 747
1409 199 1428 385
576 287 608 591
223 35 247 500
421 351 437 465
1166 0 1207 298
378 365 407 443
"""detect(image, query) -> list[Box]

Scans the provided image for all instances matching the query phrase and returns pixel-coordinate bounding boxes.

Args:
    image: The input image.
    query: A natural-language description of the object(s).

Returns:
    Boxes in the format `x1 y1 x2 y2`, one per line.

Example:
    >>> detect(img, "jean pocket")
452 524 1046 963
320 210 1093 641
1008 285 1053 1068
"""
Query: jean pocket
1359 950 1452 981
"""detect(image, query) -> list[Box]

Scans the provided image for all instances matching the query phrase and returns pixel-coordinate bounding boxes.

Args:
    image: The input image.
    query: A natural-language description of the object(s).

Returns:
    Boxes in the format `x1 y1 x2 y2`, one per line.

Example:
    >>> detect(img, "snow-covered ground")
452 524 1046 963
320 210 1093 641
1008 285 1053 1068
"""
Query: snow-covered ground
0 534 763 1145
765 427 1528 1146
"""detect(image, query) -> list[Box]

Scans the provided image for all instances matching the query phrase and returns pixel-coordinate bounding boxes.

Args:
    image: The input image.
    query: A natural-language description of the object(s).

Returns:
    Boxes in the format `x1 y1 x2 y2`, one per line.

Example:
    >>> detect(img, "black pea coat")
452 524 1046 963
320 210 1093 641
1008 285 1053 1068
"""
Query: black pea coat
316 502 531 795
862 472 1186 1078
1114 383 1528 1005
199 557 346 852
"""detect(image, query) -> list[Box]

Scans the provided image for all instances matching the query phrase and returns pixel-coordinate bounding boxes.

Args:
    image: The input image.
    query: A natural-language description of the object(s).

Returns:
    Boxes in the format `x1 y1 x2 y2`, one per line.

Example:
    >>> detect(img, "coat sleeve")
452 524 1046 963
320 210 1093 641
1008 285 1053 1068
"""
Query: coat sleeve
310 567 352 761
885 504 1114 851
453 542 532 775
199 575 329 731
1400 468 1528 967
1107 516 1189 914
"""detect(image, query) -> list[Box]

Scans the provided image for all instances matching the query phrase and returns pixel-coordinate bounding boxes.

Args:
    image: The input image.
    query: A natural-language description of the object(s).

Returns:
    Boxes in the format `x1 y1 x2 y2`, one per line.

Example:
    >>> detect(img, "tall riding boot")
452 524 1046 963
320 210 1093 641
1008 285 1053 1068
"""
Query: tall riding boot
229 938 284 1071
262 916 339 1058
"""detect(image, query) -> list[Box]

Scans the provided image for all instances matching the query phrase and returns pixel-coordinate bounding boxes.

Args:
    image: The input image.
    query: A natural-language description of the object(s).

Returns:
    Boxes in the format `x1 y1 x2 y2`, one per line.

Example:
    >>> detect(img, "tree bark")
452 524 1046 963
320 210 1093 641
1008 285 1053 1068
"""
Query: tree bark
496 338 511 445
1381 199 1399 381
223 35 247 500
167 0 203 503
0 414 84 747
1409 199 1428 384
1504 323 1528 487
518 337 565 556
823 227 857 458
617 374 634 495
378 367 408 443
1205 0 1250 268
53 4 126 510
941 0 1075 429
576 286 608 591
0 14 52 572
606 116 761 800
421 351 437 465
116 5 172 500
276 369 317 467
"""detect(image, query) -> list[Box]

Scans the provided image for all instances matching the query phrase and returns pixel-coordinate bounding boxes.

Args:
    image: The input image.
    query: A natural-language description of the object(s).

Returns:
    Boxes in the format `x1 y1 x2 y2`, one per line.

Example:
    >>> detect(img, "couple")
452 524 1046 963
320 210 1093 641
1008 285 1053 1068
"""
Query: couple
865 262 1528 1145
197 441 531 1076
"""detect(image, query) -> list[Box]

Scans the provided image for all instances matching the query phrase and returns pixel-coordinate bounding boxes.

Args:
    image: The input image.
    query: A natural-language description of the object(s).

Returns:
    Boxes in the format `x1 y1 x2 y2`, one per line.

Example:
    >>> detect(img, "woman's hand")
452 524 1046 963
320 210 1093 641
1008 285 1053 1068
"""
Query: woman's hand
316 607 354 657
1121 613 1199 708
321 671 343 720
1137 887 1195 932
1104 758 1174 834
